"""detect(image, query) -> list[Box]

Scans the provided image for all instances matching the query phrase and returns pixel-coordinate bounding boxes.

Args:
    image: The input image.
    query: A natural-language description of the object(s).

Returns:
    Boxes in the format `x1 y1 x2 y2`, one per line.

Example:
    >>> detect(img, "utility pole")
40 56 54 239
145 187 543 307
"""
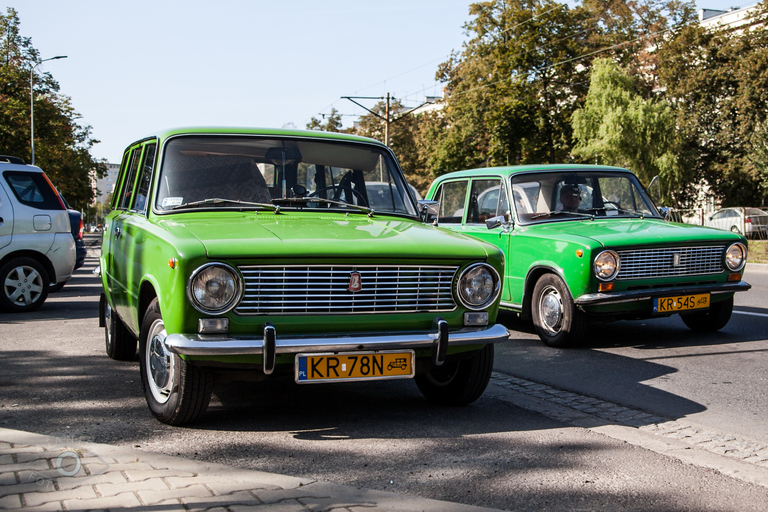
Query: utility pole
384 92 390 147
341 93 429 147
30 55 67 165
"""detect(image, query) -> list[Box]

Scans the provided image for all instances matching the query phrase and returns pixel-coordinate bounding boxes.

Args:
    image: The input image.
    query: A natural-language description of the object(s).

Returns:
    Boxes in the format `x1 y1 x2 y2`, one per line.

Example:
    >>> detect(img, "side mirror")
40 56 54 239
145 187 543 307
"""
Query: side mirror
418 200 440 224
658 206 672 221
486 211 513 232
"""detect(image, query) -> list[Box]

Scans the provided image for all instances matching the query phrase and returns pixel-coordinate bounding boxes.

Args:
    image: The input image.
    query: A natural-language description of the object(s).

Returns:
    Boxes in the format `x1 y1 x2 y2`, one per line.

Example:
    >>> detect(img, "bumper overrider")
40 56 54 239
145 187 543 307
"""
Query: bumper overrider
165 320 510 374
574 281 751 307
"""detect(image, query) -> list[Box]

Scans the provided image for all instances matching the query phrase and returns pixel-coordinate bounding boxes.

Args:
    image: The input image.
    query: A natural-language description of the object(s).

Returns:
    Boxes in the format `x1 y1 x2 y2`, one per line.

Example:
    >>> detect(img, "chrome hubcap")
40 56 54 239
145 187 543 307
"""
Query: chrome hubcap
146 319 173 404
539 286 563 333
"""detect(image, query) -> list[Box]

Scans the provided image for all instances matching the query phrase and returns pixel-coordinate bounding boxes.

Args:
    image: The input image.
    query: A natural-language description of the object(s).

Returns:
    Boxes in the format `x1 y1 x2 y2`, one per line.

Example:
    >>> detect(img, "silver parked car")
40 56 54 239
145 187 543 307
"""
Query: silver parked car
0 155 76 312
704 207 768 239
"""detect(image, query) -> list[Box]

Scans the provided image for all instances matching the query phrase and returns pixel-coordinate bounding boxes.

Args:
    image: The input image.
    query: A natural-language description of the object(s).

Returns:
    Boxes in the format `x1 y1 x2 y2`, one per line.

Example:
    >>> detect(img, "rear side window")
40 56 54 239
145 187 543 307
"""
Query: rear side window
117 147 143 210
2 171 63 210
133 143 157 213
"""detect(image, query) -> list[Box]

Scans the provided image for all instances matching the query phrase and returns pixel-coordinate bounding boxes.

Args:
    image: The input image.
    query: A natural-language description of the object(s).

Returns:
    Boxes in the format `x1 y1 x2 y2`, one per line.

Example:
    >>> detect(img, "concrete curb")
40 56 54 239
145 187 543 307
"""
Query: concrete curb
0 428 503 511
487 373 768 490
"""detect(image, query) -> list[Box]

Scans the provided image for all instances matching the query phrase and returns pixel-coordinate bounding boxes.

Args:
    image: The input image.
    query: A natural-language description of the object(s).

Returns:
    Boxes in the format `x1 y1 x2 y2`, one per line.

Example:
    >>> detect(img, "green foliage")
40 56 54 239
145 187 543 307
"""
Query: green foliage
658 2 768 206
307 108 345 133
365 0 695 186
571 58 683 203
0 7 105 208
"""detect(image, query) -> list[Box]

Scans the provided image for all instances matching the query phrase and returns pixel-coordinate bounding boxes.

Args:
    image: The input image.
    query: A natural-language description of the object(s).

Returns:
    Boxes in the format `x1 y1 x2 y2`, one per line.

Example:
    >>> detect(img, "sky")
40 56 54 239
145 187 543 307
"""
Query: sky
12 0 758 164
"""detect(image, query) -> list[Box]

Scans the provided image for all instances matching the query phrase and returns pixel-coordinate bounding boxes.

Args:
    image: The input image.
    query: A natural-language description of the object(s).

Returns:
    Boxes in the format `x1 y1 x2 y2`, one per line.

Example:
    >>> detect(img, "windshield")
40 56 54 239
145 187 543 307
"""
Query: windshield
511 170 659 224
154 135 418 216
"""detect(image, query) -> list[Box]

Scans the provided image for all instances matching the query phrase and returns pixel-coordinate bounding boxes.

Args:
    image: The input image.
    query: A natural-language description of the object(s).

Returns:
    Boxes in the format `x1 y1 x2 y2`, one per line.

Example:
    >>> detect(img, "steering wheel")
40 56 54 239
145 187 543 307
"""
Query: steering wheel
309 185 368 206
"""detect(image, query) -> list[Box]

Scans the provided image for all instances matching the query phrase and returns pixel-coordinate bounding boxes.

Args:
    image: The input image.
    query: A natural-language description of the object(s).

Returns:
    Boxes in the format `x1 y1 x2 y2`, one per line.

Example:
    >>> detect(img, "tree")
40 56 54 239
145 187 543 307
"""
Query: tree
658 2 768 206
307 107 345 133
0 8 105 207
571 58 684 203
420 0 693 179
431 0 595 172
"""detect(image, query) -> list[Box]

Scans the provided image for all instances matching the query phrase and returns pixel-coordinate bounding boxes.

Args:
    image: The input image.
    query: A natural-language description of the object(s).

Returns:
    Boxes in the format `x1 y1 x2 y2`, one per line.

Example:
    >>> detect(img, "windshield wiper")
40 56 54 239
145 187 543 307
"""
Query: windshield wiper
531 210 594 220
585 207 645 218
171 198 278 211
271 197 375 217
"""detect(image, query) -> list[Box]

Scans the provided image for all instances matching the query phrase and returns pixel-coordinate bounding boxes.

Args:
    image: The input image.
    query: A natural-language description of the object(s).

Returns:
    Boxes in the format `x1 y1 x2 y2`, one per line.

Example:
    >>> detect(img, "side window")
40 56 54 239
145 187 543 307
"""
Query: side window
435 180 468 224
117 147 143 210
467 179 507 224
132 143 157 214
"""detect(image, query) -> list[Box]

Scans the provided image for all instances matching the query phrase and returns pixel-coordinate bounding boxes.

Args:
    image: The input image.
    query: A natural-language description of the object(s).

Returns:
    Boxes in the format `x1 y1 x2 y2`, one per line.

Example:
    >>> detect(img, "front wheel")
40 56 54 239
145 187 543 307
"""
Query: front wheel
139 298 212 425
531 273 586 348
415 344 494 406
681 296 734 332
0 257 49 312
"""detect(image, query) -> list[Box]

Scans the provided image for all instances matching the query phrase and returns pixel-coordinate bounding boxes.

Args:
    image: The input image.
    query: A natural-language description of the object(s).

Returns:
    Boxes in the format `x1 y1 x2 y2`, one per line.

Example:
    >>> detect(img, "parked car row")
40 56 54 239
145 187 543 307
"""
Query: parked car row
5 129 752 425
703 207 768 238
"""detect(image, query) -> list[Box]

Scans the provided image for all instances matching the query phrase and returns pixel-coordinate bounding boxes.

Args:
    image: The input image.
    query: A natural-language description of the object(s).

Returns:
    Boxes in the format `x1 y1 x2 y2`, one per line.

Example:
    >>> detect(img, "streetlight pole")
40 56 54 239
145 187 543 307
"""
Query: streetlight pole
30 55 67 165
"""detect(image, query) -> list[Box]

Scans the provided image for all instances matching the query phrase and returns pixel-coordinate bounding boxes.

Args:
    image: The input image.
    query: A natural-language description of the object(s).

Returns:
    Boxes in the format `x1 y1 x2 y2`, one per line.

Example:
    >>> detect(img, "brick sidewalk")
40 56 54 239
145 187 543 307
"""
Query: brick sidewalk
0 428 501 511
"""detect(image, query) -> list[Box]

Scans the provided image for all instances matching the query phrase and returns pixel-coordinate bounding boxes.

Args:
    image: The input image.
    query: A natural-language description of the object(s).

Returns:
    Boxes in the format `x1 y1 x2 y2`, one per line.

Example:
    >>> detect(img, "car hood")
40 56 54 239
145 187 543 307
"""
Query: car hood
160 213 496 260
523 218 745 248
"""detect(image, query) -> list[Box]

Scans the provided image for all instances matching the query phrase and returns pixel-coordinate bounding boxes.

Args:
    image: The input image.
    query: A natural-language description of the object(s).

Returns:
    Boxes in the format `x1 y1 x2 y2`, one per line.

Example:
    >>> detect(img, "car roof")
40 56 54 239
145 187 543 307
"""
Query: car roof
126 127 388 151
0 161 45 173
434 164 633 181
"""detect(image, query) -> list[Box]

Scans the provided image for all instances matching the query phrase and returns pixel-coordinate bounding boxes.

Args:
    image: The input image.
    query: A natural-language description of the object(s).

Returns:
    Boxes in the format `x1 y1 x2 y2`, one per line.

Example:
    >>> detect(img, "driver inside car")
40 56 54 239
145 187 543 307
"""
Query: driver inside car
559 183 581 212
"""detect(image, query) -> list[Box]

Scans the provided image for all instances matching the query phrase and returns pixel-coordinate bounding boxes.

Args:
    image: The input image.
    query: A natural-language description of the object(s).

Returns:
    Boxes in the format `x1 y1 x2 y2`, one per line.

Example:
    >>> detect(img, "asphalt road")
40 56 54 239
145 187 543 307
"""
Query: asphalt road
3 245 768 510
495 263 768 443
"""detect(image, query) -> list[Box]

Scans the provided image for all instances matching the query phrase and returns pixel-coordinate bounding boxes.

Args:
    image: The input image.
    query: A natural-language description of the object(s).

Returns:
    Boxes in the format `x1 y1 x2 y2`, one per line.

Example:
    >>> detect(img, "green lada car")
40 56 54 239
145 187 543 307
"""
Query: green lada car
426 165 751 348
98 127 508 425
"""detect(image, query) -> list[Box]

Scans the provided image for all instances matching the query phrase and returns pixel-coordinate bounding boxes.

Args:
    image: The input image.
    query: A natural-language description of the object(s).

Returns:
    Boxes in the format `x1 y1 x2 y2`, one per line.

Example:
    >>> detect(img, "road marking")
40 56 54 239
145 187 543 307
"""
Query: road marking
734 310 768 318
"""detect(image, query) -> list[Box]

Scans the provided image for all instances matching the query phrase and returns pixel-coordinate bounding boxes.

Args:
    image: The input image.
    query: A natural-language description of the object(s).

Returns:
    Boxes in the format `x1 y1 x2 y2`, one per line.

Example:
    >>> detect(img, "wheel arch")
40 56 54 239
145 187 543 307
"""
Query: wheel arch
138 279 159 329
0 250 55 283
521 265 572 320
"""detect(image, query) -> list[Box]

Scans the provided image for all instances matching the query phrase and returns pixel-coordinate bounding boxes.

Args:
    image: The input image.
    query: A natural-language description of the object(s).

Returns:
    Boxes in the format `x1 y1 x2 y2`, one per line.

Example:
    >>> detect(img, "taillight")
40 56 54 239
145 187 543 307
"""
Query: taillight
746 218 752 223
78 218 84 239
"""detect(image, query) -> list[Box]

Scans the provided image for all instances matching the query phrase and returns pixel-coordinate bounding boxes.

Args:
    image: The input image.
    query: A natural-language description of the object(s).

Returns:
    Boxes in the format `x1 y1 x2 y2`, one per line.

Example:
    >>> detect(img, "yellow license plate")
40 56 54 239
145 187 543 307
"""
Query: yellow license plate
654 293 710 313
296 351 415 383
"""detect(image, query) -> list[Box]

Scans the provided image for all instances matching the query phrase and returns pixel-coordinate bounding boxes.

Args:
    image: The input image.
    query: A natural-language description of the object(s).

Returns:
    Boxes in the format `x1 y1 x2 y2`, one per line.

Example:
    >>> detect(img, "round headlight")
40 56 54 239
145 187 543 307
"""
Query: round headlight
594 250 619 281
725 243 747 271
457 263 500 310
188 263 241 314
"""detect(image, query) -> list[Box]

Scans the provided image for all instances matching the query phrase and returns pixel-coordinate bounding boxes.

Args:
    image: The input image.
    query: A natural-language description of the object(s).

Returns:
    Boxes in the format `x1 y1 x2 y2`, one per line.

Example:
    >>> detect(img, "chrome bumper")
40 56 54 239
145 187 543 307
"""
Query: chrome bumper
575 281 751 307
165 322 509 374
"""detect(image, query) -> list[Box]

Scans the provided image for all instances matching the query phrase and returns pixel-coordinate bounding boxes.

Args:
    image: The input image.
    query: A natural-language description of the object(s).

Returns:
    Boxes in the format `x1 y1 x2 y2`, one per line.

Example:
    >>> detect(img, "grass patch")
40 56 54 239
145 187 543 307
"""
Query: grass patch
750 240 768 264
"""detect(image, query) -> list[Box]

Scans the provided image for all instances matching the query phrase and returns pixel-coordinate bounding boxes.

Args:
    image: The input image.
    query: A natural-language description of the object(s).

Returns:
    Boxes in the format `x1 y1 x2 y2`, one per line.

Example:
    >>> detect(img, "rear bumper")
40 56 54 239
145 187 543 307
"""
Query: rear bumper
575 281 751 307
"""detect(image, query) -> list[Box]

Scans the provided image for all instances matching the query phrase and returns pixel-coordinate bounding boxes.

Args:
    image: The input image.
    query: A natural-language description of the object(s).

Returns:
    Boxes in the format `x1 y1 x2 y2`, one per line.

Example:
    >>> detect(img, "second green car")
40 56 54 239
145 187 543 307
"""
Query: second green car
426 164 751 347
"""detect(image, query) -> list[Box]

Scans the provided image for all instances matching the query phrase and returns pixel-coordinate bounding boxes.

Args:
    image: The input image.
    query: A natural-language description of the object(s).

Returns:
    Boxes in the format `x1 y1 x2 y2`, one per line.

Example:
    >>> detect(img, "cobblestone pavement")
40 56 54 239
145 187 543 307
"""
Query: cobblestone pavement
0 429 501 512
491 372 768 472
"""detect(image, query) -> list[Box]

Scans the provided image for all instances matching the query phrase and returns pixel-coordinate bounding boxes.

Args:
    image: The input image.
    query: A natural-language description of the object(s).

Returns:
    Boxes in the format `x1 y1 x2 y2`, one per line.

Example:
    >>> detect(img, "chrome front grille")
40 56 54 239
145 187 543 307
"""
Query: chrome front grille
616 246 725 280
235 265 458 315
